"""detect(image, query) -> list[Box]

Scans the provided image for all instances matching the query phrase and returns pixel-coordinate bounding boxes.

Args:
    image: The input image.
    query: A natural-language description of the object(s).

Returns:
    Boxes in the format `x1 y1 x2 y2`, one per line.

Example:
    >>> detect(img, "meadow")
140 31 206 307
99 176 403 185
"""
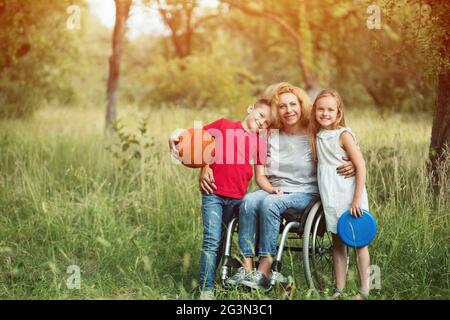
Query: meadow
0 105 448 299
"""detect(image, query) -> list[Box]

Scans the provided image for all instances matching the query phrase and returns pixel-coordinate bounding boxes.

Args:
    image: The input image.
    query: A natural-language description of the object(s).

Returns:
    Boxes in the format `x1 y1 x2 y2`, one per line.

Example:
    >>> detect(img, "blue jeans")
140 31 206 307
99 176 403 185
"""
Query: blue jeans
238 189 318 257
199 193 241 291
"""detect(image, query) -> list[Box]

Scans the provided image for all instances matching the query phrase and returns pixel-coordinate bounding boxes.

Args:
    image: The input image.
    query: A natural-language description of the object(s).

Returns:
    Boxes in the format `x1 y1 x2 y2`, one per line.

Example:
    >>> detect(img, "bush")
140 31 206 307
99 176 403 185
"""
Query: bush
128 37 258 110
0 79 44 118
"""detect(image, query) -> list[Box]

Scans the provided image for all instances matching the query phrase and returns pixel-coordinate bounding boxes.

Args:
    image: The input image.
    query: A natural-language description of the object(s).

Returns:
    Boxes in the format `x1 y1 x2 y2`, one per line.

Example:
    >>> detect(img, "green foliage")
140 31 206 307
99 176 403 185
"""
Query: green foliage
123 35 257 110
0 0 86 118
2 0 447 117
0 77 44 118
106 116 156 174
0 0 111 118
217 0 441 111
307 0 438 111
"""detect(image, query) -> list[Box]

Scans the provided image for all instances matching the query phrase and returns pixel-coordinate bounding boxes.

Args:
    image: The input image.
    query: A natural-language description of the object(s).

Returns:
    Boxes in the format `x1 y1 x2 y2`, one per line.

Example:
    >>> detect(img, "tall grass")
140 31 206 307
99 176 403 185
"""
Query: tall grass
0 105 448 299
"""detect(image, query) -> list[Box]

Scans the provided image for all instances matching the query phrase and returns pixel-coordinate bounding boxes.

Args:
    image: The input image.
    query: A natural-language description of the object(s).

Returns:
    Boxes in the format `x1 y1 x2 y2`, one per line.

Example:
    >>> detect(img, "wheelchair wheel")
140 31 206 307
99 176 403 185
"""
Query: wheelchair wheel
302 202 334 291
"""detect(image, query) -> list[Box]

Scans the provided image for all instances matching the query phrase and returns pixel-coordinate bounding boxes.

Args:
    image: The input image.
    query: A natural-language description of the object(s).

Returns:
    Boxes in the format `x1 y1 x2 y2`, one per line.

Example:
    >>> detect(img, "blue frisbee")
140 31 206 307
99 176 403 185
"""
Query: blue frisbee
337 209 377 248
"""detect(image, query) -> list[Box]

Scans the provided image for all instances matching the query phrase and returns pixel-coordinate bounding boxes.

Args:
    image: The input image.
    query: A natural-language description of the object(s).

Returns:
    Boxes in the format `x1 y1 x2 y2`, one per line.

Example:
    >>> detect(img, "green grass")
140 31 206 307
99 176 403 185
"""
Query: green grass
0 105 448 299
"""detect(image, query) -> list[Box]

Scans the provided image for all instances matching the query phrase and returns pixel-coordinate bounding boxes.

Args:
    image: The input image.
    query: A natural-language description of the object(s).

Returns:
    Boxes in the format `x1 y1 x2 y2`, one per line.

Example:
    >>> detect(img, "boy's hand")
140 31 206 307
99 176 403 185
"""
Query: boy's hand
271 187 283 195
350 197 363 217
199 166 217 194
168 136 181 161
337 156 355 178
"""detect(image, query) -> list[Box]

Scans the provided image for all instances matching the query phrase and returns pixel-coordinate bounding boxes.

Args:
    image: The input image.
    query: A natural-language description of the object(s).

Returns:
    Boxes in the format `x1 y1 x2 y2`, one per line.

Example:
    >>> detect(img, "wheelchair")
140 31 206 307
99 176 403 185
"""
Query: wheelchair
219 198 335 292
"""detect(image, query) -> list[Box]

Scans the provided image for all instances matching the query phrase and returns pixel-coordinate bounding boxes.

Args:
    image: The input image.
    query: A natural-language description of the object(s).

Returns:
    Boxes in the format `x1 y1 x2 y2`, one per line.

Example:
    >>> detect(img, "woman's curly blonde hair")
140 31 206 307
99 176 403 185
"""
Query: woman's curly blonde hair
261 82 312 130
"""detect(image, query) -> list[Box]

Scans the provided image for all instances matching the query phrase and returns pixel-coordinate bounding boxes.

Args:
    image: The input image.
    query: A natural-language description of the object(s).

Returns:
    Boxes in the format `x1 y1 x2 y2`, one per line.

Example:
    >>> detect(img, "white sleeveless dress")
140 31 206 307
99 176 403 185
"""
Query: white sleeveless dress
316 128 369 234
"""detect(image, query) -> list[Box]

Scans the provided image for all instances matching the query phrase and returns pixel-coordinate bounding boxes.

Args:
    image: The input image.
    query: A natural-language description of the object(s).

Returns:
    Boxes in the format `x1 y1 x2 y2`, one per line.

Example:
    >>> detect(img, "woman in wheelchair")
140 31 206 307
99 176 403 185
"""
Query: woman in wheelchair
223 83 355 291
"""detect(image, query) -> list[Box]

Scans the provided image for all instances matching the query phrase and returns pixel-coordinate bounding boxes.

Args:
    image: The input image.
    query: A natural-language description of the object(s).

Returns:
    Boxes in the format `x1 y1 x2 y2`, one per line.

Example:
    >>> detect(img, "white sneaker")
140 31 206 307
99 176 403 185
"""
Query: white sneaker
225 267 248 286
199 290 214 300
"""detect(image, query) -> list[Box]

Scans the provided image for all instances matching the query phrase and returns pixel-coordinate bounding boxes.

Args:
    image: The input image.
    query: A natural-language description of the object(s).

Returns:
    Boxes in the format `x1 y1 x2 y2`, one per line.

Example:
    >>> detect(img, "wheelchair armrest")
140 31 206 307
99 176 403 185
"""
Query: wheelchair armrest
282 208 304 223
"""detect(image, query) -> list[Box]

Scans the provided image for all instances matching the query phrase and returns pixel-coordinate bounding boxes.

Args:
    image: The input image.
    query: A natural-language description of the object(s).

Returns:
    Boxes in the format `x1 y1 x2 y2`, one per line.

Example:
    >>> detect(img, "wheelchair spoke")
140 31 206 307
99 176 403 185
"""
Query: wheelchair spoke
310 212 334 291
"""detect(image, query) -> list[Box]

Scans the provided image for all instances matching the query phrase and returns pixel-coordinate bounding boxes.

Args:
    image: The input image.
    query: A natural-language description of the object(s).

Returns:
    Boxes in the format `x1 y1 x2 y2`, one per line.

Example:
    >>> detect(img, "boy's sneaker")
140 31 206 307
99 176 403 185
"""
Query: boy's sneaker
225 267 247 286
240 271 270 290
199 290 214 300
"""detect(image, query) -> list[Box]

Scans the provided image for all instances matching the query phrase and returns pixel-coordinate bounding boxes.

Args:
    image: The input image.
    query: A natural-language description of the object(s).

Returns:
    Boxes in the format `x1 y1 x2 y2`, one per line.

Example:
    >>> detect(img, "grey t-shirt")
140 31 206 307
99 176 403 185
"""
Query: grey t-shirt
264 131 319 194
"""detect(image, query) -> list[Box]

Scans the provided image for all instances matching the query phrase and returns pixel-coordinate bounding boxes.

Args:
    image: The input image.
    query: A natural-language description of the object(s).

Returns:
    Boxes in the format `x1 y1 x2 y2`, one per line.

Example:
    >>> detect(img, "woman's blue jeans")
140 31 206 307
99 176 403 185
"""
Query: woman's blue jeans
238 189 318 257
199 193 241 291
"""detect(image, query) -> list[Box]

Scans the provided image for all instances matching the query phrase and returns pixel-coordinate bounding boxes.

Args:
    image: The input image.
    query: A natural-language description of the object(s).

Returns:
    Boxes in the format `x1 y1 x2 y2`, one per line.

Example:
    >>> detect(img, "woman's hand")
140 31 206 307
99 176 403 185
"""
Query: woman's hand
350 197 363 217
271 187 283 195
199 165 217 194
168 136 181 161
337 156 356 178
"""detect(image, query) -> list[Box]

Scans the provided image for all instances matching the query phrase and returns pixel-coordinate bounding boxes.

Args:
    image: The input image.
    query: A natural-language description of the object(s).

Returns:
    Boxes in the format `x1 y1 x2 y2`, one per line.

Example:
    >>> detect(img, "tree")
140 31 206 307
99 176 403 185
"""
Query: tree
427 1 450 192
0 0 85 118
106 0 133 133
221 0 319 95
143 0 222 59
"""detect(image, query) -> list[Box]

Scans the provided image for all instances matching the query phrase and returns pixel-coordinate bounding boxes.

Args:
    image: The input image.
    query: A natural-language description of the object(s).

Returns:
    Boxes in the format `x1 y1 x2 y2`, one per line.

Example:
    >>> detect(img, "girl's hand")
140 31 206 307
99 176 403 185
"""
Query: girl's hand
350 198 363 217
271 187 283 195
199 166 217 194
168 136 181 161
337 156 356 178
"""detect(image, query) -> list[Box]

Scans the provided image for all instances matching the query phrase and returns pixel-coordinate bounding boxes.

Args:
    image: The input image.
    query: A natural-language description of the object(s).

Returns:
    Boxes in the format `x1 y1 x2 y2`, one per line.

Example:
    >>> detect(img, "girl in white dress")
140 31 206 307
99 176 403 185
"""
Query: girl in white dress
310 89 371 300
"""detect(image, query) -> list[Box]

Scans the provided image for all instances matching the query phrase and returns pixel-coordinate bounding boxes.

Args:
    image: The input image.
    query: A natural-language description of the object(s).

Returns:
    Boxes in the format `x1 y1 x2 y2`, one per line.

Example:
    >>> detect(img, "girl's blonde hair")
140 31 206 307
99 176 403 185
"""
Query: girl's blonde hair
310 89 346 161
262 82 312 130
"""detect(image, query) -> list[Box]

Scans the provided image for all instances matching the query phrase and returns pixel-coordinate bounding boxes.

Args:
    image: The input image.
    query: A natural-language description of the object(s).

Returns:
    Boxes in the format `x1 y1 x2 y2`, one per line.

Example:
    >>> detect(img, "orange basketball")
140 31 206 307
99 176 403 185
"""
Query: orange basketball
178 128 215 168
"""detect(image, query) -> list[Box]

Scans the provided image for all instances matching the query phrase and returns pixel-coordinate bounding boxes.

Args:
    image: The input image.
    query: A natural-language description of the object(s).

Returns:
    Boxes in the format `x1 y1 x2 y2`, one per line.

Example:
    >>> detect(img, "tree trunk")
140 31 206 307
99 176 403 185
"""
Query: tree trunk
361 80 384 109
293 37 319 97
105 0 132 134
429 69 450 192
157 2 197 59
426 0 450 194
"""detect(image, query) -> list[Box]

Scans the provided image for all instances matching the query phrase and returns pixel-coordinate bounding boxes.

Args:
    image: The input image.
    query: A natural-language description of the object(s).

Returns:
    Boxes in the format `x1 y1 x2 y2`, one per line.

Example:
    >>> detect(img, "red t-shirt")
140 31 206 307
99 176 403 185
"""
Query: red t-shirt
203 118 267 199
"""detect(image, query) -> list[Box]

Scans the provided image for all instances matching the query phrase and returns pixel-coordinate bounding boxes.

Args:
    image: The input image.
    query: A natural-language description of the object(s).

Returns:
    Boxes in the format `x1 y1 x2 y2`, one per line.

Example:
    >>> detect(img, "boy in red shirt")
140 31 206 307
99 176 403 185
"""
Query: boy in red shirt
169 99 275 299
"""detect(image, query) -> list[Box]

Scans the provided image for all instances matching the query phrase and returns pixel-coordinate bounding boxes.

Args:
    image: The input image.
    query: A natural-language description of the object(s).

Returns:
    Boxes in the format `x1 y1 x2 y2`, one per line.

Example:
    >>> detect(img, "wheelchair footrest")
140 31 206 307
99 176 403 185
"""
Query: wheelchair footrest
222 256 242 269
270 271 294 286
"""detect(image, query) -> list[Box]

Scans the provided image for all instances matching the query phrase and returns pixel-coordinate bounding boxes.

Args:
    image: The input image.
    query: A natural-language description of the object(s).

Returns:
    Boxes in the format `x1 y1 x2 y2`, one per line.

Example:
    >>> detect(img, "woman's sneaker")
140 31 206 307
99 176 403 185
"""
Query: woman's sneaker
225 267 248 286
240 271 270 290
